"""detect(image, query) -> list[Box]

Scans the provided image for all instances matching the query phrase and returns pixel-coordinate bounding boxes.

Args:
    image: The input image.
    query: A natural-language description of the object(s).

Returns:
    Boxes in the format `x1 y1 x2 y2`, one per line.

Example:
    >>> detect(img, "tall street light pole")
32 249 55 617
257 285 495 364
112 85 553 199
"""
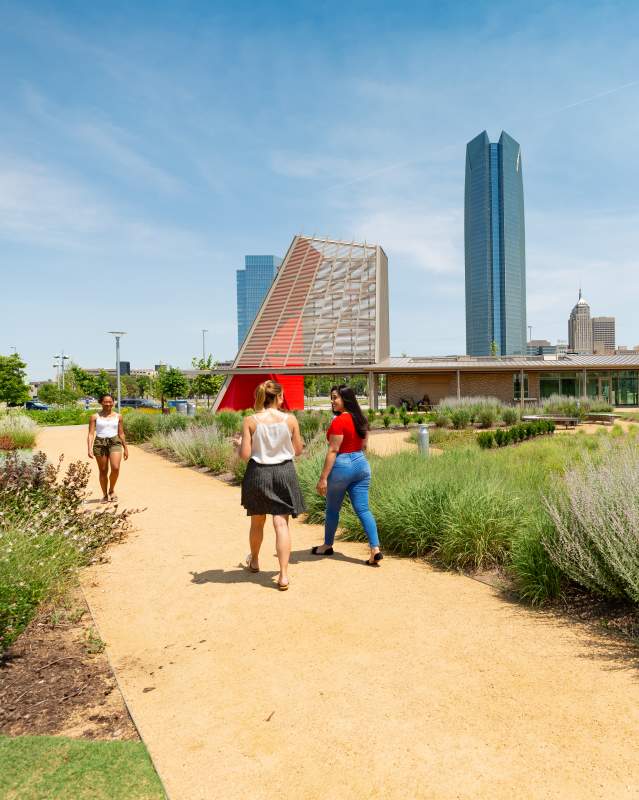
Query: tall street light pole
108 332 126 413
54 352 70 391
202 329 208 363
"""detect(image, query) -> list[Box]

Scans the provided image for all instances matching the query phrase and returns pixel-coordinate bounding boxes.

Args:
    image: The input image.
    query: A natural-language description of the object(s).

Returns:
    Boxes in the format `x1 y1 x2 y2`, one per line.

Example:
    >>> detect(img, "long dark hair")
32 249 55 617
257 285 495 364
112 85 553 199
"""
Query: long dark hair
331 385 368 439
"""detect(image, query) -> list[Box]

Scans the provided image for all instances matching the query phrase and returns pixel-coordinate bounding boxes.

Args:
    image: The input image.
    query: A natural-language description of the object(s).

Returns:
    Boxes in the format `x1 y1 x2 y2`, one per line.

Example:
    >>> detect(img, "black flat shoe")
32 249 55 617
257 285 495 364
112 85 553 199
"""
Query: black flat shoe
366 552 383 566
311 546 334 556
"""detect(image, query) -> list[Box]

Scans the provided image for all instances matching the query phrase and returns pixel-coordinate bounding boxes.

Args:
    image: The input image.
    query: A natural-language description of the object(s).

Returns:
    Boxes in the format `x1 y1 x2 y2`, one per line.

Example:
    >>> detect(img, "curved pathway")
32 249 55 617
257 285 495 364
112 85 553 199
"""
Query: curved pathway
39 427 639 800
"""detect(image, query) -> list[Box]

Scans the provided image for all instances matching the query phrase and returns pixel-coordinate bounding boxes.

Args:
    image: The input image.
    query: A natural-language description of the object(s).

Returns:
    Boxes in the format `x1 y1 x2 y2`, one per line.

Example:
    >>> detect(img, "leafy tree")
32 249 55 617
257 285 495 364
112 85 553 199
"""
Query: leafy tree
152 366 190 411
68 365 95 397
0 354 30 405
37 382 79 405
136 374 151 397
121 375 140 398
94 370 115 399
190 355 224 407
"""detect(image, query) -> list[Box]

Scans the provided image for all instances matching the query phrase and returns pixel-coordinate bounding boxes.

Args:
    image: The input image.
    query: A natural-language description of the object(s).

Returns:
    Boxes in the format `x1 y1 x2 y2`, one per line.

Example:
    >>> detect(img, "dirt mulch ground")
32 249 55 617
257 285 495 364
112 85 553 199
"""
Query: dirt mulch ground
0 586 138 741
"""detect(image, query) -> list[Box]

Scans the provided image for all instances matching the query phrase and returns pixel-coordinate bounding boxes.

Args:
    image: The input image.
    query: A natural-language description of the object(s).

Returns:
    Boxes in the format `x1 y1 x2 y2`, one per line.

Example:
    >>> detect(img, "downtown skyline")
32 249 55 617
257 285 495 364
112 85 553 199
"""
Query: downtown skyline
2 1 639 379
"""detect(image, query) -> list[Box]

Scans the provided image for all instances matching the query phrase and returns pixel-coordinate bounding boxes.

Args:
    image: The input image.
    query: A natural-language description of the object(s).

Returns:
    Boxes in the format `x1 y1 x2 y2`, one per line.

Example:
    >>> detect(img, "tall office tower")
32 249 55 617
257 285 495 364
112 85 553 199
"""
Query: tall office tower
465 131 527 356
592 316 616 354
236 255 282 347
568 290 593 353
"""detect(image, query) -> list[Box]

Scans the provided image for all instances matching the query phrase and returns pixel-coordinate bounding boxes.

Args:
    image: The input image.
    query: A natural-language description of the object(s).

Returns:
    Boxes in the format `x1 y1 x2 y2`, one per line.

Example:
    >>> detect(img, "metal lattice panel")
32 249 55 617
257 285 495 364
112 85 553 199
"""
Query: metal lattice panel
235 236 388 369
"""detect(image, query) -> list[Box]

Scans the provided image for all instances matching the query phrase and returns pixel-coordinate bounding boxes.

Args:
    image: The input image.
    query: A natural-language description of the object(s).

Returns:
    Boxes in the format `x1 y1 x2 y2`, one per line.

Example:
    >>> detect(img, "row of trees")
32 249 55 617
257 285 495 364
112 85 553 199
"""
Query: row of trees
0 354 225 409
303 374 386 399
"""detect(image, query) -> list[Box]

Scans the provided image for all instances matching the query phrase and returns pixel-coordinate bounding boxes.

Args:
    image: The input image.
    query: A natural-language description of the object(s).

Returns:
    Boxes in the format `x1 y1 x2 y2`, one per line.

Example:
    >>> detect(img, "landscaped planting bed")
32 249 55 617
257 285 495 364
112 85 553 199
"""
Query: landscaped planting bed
297 427 639 609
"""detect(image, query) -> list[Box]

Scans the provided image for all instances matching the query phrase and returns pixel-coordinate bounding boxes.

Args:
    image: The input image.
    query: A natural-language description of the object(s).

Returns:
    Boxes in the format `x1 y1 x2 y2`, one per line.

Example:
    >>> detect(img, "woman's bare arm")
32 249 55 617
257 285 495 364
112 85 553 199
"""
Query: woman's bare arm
118 415 129 460
288 415 304 456
239 416 254 462
316 434 343 496
87 415 96 458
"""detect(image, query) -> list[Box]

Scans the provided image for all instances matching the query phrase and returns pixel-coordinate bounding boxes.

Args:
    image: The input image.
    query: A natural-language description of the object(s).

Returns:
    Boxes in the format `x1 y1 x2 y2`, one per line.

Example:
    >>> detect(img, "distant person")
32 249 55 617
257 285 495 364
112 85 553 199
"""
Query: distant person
312 385 382 566
239 380 305 590
88 393 128 502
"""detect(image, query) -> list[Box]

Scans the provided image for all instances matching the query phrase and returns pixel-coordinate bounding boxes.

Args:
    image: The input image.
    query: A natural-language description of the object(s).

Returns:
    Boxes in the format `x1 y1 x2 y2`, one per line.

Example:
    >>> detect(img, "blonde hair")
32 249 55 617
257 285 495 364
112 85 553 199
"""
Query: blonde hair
254 380 283 411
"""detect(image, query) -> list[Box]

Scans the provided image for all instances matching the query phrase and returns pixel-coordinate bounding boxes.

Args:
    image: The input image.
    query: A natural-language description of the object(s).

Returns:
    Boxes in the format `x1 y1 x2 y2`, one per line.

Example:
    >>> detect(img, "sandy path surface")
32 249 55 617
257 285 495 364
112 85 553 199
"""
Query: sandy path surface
38 427 639 800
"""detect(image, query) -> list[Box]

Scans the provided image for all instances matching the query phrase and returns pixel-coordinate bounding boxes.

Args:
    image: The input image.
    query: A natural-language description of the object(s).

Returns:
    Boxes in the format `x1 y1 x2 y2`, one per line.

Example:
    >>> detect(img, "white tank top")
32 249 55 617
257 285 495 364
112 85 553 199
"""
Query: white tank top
250 410 295 464
95 413 119 438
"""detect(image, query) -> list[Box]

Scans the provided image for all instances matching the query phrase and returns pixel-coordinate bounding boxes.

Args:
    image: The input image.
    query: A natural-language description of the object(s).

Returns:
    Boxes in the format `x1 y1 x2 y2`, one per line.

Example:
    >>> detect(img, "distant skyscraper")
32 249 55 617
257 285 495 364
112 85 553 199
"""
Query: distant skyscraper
568 290 593 353
465 130 527 356
236 255 281 347
592 316 615 354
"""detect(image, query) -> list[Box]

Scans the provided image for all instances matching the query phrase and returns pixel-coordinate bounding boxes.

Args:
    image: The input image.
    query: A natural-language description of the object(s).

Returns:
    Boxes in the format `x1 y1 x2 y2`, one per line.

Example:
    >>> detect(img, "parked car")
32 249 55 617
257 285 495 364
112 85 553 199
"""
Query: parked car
25 400 49 411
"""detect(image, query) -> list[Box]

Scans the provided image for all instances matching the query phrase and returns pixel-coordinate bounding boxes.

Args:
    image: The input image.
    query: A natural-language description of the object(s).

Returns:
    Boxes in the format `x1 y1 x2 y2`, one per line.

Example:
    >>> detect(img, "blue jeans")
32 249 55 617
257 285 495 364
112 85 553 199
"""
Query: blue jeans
324 452 379 548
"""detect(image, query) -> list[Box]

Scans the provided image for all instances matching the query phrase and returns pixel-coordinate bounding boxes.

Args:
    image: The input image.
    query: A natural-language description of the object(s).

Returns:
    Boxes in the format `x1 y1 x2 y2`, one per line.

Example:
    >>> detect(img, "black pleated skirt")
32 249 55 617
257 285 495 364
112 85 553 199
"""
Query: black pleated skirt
241 459 306 518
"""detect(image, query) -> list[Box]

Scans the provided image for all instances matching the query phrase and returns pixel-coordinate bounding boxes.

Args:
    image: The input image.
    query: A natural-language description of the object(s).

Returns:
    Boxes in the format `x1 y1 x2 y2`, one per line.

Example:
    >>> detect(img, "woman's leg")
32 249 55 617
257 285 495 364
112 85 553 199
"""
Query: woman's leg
347 464 380 558
108 451 122 496
323 476 349 548
96 455 109 499
272 514 291 585
249 515 266 569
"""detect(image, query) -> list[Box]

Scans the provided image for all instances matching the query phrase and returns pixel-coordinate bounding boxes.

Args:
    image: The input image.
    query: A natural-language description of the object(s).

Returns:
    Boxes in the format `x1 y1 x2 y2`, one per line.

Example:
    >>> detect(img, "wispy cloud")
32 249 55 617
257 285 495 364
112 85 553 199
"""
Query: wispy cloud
0 156 211 261
22 86 181 193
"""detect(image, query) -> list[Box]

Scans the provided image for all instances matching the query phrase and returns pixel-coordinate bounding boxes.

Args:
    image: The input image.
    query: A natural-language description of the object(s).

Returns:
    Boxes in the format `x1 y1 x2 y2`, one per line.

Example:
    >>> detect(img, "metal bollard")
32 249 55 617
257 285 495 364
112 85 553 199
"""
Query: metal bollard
417 424 429 456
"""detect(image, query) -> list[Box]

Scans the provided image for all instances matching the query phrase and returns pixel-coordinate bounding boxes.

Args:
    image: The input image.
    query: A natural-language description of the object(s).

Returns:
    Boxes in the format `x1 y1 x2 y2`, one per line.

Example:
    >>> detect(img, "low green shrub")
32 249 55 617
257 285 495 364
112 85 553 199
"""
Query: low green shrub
156 413 189 434
399 411 410 428
387 406 396 416
477 407 497 428
299 412 322 444
24 407 93 426
383 415 391 429
0 452 133 652
450 408 471 429
501 407 519 425
434 412 451 428
367 409 376 425
123 412 157 443
216 410 242 437
477 431 495 449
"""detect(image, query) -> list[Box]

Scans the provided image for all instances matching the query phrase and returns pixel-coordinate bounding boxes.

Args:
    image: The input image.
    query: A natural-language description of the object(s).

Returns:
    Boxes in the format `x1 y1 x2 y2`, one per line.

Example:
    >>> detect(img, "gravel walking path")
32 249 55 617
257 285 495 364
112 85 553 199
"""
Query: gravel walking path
38 426 639 800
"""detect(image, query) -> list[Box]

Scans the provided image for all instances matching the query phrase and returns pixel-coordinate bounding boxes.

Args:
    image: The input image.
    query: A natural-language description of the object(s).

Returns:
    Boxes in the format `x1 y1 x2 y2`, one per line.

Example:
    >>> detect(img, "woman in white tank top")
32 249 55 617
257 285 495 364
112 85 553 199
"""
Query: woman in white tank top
239 380 305 590
88 393 129 503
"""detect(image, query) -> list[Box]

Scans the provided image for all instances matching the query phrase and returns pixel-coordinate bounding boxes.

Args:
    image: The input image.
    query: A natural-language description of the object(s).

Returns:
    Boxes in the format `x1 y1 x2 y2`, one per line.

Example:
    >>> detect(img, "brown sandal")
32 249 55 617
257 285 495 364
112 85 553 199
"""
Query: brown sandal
245 554 259 573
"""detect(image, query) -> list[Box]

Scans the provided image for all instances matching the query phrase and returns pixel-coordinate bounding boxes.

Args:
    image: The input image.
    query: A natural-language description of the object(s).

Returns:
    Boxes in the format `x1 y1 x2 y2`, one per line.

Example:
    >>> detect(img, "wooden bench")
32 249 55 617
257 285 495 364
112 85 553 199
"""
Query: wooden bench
522 414 579 429
584 413 618 425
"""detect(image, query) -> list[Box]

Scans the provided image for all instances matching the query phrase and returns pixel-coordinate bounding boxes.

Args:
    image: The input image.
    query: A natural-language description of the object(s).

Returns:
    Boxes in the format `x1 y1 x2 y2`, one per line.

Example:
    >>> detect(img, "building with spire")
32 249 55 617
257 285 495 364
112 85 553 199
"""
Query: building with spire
568 290 593 353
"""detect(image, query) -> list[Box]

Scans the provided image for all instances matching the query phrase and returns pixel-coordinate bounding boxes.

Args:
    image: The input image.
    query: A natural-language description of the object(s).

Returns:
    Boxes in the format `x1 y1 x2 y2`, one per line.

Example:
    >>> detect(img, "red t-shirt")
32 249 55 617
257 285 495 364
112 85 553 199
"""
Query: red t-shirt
326 412 364 453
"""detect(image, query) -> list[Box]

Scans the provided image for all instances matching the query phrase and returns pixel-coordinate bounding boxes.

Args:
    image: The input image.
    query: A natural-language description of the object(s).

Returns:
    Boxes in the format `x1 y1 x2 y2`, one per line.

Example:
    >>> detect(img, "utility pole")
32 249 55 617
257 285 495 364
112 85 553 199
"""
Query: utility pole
54 352 70 391
202 329 208 363
108 332 127 413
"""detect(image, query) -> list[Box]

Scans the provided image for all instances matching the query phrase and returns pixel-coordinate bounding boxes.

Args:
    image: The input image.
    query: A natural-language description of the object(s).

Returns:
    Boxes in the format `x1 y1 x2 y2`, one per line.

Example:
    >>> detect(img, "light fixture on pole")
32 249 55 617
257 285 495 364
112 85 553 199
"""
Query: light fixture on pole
202 329 208 363
107 332 127 413
53 352 70 391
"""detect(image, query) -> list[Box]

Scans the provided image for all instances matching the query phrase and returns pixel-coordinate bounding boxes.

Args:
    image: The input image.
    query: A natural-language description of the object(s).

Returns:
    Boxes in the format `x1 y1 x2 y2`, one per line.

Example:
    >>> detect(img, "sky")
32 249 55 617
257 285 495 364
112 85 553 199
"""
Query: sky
2 0 639 379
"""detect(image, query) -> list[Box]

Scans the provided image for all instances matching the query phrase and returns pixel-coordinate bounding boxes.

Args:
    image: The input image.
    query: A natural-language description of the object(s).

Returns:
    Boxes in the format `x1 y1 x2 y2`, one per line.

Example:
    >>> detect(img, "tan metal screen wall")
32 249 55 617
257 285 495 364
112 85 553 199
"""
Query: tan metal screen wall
235 235 384 369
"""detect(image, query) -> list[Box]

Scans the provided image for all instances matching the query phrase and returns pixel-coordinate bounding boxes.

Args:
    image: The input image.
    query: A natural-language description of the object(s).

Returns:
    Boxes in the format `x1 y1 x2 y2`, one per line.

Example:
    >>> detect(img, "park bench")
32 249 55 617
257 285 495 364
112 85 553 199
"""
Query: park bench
522 414 579 429
584 412 619 425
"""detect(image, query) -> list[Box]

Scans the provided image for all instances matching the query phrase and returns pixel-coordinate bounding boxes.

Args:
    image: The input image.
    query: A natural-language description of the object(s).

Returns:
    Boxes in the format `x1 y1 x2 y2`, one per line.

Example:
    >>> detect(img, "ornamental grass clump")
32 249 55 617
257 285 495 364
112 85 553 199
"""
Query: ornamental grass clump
155 426 233 474
216 410 242 437
123 411 157 443
156 412 189 434
544 439 639 601
501 406 519 426
450 408 471 429
0 413 38 450
299 412 322 444
0 452 134 652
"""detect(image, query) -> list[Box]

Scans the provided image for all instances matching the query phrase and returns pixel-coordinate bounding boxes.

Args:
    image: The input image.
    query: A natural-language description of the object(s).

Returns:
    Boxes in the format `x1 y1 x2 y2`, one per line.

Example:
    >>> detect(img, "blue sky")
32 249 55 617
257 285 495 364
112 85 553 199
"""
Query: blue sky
2 0 639 379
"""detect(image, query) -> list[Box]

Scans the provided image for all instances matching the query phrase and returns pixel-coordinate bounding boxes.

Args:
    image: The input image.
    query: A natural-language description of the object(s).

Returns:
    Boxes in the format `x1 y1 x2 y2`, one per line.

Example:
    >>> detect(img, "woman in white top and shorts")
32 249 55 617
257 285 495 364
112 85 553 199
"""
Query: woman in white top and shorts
88 393 129 502
239 380 305 590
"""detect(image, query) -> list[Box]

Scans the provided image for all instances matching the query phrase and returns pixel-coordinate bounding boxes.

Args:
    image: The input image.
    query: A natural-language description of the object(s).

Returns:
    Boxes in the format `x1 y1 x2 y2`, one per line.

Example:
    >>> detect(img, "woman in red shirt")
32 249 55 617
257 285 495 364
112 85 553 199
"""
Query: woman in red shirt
312 385 382 566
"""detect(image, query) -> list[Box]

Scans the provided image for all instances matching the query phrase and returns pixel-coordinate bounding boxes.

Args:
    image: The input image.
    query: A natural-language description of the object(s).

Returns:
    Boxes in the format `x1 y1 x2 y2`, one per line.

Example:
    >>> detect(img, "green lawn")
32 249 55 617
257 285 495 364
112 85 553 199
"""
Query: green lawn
0 736 165 800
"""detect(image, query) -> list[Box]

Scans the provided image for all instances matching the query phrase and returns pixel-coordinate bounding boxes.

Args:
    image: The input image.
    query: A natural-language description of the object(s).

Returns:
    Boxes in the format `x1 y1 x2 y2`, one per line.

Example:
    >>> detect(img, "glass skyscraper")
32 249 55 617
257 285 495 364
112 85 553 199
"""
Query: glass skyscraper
236 255 281 347
464 131 527 356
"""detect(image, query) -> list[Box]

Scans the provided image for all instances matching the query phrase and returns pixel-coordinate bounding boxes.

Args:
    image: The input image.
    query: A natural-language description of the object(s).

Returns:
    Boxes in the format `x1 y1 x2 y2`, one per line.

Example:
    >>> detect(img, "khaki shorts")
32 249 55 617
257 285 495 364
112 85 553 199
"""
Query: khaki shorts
93 436 123 457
